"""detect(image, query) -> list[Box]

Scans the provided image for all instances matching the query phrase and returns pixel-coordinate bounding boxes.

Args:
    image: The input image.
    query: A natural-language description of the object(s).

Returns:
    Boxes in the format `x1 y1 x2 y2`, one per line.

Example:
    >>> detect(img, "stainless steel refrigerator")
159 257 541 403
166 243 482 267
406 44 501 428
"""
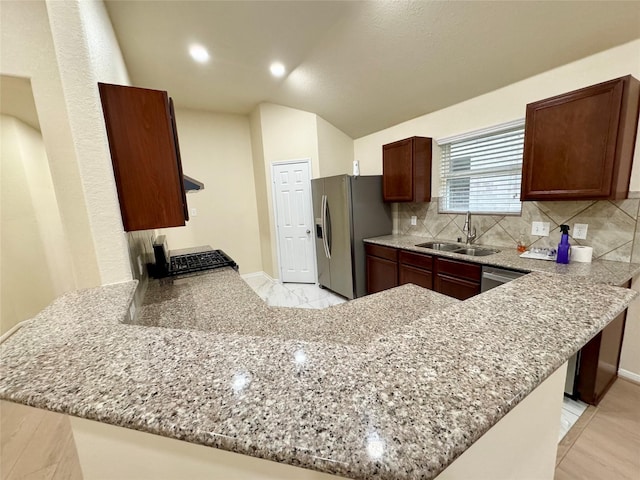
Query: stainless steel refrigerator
312 175 392 299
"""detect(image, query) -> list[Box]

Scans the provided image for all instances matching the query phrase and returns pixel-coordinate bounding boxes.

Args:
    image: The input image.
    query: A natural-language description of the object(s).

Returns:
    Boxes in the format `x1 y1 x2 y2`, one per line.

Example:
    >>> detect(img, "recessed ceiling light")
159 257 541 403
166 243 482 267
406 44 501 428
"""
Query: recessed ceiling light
270 62 286 77
189 44 210 63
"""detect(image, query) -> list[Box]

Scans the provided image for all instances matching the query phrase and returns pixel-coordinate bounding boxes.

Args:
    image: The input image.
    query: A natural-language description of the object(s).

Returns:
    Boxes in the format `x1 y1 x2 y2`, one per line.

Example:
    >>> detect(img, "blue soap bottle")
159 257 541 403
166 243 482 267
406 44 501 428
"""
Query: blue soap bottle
556 224 571 264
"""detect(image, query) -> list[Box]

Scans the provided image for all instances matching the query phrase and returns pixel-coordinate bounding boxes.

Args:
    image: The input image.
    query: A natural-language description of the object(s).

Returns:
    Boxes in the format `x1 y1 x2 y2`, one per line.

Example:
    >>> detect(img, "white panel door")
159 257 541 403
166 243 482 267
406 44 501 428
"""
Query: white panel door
273 161 315 283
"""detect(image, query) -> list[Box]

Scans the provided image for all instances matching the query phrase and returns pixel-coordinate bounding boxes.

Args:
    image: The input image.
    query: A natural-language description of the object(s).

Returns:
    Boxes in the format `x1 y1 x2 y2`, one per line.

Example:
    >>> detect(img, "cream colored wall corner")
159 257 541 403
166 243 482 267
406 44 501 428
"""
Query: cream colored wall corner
317 116 354 178
248 103 355 278
160 108 263 274
250 103 320 279
0 116 73 333
0 0 101 289
249 107 275 277
46 0 132 285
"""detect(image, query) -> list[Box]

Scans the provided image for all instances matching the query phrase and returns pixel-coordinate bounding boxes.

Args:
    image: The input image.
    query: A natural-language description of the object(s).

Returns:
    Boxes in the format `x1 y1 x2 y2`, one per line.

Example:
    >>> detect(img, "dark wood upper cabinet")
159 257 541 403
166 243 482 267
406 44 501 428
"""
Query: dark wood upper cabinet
98 83 188 231
521 75 640 201
382 136 432 202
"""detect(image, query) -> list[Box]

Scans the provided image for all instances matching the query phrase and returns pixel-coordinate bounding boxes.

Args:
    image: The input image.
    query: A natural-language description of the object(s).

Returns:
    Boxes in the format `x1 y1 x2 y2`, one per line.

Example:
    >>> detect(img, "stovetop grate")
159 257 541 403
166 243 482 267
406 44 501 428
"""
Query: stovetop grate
169 249 237 275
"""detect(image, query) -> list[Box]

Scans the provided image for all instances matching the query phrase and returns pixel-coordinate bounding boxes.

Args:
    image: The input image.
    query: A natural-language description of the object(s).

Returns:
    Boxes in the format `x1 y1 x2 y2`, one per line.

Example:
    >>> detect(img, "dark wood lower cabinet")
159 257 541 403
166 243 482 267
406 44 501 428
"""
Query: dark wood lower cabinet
365 244 399 294
399 264 433 289
577 308 627 405
398 250 433 290
365 245 482 299
433 257 481 300
434 273 480 300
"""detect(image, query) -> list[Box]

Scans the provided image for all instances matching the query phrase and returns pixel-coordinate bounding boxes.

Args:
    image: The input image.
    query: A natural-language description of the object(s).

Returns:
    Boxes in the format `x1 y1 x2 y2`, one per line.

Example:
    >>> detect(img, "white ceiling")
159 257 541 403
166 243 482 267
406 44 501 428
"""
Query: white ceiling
105 1 640 139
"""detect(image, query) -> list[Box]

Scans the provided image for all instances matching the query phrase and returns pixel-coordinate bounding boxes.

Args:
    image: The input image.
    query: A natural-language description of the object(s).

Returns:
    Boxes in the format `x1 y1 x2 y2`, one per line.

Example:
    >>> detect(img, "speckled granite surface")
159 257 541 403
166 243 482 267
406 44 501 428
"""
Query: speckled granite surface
365 234 640 286
135 269 459 344
0 268 636 480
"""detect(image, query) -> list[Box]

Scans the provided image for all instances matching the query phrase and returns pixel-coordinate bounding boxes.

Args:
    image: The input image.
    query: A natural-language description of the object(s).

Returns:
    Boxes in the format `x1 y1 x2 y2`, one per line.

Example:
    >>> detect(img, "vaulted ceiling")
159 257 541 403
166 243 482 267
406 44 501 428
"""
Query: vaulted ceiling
105 1 640 138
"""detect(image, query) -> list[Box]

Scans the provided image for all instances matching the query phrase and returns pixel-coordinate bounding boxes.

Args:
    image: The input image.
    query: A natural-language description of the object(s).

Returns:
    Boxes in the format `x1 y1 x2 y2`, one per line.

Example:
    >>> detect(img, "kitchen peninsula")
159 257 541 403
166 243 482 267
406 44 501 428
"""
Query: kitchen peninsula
0 264 637 480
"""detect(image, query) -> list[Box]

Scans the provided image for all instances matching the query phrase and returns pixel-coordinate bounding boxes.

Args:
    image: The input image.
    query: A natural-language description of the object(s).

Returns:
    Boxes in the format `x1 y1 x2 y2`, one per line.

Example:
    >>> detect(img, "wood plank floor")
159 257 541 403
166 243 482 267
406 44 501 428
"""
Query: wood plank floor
0 401 82 480
555 378 640 480
1 378 639 479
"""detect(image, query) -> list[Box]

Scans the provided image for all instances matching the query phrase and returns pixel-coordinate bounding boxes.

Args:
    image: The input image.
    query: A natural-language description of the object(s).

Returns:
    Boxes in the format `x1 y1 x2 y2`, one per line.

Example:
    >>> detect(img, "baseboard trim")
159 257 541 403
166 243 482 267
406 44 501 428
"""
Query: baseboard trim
618 369 640 385
240 272 264 279
0 319 32 344
241 271 277 283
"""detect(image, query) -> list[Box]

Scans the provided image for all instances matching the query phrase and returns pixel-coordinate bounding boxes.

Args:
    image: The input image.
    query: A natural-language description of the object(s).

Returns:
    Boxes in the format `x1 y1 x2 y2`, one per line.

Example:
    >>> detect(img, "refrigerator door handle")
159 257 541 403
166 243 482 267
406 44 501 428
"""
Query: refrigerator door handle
321 194 331 259
321 195 328 259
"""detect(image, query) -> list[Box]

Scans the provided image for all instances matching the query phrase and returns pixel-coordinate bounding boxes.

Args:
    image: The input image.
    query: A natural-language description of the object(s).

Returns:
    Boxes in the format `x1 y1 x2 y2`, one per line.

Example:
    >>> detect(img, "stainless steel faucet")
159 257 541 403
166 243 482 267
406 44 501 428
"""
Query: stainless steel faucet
462 211 476 244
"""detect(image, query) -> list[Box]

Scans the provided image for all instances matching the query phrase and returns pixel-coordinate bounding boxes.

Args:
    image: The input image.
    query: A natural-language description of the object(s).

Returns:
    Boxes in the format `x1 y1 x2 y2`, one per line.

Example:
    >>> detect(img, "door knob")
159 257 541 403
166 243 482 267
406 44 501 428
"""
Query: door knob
306 229 311 234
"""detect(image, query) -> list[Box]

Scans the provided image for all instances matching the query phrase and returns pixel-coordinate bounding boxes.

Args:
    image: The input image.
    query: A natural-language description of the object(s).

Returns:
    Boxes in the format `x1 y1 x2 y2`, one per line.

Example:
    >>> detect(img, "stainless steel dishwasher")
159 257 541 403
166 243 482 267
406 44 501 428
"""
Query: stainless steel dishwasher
480 266 527 292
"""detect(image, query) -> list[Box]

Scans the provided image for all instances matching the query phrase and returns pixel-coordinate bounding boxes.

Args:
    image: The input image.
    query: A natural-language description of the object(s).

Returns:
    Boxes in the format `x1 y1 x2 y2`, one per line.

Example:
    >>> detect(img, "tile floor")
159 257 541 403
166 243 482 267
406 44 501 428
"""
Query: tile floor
242 274 347 308
559 397 588 441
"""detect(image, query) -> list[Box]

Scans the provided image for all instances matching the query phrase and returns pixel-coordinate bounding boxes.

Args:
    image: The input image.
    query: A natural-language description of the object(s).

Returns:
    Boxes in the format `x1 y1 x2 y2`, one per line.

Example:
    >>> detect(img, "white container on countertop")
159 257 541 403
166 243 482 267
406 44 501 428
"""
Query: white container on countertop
570 245 593 263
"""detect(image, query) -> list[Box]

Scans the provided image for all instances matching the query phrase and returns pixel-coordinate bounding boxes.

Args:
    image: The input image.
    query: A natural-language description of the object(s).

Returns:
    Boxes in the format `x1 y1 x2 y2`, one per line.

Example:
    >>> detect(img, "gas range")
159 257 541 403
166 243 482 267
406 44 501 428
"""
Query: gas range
150 236 238 278
169 249 237 275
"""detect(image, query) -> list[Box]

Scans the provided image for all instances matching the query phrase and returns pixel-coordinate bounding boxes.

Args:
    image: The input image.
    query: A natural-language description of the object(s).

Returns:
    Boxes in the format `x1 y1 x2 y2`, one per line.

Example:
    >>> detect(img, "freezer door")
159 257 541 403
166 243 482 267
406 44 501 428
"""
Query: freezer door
350 176 392 298
325 175 354 298
311 178 330 288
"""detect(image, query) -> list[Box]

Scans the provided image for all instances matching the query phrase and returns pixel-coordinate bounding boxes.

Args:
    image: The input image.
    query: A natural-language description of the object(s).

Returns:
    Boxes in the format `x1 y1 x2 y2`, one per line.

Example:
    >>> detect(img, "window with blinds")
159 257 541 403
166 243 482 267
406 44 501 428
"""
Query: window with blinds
439 122 524 215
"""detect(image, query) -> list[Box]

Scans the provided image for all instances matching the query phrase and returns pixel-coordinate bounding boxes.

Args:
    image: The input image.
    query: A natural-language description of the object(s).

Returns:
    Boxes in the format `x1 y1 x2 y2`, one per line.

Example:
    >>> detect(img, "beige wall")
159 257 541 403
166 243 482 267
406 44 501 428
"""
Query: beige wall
249 107 274 277
161 108 263 274
46 0 133 284
250 103 320 278
317 116 354 178
0 0 101 288
620 280 640 381
249 103 357 278
354 39 640 378
1 0 139 289
0 116 72 332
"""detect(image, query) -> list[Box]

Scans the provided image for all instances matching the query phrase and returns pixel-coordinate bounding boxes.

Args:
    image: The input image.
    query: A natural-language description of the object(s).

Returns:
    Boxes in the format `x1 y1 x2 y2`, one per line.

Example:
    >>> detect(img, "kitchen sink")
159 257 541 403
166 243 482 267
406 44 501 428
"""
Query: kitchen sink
415 242 500 257
416 242 461 251
453 247 500 256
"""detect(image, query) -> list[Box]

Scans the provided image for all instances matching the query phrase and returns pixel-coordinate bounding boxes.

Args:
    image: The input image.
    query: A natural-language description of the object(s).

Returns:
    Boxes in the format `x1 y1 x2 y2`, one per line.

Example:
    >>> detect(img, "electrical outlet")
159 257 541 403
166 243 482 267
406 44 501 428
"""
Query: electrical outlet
190 207 198 217
573 223 588 239
531 221 550 236
410 215 417 226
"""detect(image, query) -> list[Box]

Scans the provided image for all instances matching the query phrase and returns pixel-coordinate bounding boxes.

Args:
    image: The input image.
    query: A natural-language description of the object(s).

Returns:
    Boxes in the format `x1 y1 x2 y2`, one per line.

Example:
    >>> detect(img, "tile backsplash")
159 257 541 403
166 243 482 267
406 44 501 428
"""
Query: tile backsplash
394 194 640 264
126 230 155 312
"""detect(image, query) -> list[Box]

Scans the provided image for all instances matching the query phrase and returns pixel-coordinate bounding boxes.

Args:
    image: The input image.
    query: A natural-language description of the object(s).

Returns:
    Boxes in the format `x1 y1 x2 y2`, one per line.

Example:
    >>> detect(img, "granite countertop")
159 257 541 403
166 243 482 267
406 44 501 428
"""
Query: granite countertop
135 270 459 344
0 266 636 480
365 234 640 286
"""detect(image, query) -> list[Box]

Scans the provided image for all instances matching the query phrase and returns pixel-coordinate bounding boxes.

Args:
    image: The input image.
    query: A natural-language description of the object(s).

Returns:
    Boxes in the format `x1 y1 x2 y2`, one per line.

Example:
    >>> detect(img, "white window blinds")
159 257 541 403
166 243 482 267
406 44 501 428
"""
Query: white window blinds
439 122 524 215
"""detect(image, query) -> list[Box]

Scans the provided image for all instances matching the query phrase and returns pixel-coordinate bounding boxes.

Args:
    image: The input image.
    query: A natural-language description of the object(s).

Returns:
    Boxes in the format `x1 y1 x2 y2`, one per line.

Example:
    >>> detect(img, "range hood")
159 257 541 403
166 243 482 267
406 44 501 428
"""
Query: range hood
184 174 204 192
